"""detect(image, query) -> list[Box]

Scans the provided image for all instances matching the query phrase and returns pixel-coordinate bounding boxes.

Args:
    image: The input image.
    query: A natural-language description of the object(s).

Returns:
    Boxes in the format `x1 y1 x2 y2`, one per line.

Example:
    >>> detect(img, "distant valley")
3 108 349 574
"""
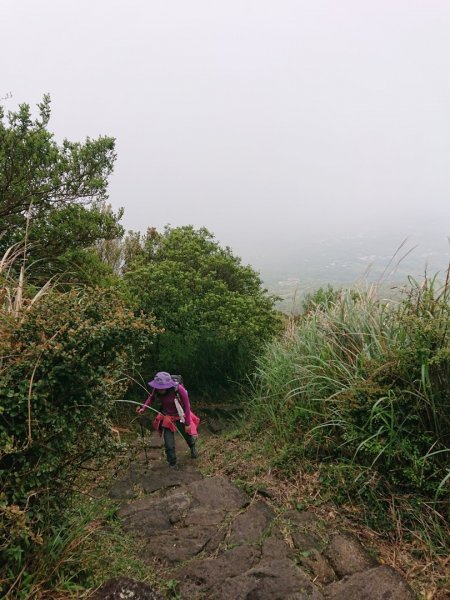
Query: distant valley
258 231 449 312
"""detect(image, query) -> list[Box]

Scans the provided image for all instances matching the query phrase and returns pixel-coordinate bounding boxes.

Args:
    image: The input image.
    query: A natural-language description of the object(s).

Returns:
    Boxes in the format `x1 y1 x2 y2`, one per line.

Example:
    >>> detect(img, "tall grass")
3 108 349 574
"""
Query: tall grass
248 273 449 549
251 286 398 439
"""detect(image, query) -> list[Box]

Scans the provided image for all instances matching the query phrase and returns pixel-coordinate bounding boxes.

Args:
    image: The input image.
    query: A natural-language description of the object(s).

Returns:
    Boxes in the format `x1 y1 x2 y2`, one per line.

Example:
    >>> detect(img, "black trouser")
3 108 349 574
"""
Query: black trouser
163 420 195 466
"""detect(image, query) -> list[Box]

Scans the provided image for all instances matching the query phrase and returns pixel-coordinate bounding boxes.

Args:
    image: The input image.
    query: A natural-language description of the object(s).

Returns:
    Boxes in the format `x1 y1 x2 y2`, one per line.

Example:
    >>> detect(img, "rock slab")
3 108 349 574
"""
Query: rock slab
324 565 416 600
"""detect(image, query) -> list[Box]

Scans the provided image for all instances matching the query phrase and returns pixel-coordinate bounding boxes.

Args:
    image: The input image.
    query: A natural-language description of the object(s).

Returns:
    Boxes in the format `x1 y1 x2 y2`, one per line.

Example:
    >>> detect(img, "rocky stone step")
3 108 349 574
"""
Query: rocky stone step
109 460 201 500
101 452 417 600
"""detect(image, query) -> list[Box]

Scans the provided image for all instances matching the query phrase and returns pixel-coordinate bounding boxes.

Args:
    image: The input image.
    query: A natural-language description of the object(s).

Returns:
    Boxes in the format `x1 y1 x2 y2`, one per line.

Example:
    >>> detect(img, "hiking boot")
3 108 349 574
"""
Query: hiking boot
169 463 179 470
190 445 198 459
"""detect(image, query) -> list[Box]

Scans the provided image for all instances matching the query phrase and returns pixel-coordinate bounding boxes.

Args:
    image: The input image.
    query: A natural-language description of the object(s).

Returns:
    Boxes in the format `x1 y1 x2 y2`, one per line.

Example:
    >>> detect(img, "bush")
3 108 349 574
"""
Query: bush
124 226 282 391
0 287 156 595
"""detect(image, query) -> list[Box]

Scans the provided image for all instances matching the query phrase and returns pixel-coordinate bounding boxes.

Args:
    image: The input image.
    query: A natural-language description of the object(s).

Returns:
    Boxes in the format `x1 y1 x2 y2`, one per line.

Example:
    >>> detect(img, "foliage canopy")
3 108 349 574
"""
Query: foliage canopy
0 95 115 235
124 226 282 389
0 96 122 284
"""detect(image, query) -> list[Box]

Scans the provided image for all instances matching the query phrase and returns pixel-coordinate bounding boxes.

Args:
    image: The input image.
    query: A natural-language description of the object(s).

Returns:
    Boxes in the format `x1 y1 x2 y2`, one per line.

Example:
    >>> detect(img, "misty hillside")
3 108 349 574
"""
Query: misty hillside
260 230 449 311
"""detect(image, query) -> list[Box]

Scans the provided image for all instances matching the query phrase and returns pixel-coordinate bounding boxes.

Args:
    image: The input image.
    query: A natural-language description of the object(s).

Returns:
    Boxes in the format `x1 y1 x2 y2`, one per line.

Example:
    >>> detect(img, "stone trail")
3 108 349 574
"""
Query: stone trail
93 433 416 600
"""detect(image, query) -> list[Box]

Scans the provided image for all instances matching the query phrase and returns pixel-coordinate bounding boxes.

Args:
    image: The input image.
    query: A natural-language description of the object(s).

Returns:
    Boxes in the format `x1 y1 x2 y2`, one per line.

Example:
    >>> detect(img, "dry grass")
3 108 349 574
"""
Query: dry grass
1 241 53 317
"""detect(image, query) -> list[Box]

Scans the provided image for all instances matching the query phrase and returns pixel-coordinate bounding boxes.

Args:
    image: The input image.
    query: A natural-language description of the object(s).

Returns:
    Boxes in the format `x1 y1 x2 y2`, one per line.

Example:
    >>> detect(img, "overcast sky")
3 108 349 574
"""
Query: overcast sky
2 0 450 274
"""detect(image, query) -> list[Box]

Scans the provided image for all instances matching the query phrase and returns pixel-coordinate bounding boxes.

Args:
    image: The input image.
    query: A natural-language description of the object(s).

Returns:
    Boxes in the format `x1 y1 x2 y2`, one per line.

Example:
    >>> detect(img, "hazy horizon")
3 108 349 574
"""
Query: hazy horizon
2 0 449 282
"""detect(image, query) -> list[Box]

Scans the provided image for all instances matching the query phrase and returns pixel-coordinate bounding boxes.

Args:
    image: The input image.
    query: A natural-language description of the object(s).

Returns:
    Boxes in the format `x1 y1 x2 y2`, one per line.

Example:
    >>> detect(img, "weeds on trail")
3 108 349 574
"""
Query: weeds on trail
3 494 158 600
247 271 450 552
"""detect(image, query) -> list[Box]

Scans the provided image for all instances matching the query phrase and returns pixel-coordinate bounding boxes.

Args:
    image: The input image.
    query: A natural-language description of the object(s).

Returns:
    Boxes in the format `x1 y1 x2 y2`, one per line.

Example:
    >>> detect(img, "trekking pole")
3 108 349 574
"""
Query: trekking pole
139 419 149 463
115 399 186 440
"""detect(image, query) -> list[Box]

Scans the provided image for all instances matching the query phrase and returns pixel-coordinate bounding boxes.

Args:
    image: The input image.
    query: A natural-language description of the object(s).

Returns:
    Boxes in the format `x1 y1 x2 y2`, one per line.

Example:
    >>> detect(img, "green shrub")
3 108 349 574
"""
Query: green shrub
301 284 342 314
124 226 282 391
0 287 156 595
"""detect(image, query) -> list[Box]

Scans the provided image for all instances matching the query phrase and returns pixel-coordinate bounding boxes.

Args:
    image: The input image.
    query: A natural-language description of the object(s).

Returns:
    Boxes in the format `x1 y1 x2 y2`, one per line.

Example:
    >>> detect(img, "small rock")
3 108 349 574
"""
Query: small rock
188 476 250 511
324 565 416 600
324 533 378 578
298 548 336 585
292 530 323 552
108 464 147 499
228 500 275 545
139 463 202 494
108 478 139 500
256 487 275 499
91 576 163 600
109 462 201 499
284 509 320 527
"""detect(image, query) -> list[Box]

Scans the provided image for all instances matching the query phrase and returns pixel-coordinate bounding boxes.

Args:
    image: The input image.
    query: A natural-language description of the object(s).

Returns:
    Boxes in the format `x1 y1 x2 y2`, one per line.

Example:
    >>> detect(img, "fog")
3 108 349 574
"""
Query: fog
2 0 449 280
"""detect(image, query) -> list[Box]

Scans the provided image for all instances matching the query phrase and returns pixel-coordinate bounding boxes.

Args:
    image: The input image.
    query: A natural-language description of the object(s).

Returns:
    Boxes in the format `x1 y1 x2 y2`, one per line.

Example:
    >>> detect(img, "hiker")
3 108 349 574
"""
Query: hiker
137 371 199 468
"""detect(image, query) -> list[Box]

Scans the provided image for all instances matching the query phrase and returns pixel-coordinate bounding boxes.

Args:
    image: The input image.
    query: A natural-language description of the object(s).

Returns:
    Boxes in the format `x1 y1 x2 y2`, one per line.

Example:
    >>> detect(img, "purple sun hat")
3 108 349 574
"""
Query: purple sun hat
148 371 176 389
